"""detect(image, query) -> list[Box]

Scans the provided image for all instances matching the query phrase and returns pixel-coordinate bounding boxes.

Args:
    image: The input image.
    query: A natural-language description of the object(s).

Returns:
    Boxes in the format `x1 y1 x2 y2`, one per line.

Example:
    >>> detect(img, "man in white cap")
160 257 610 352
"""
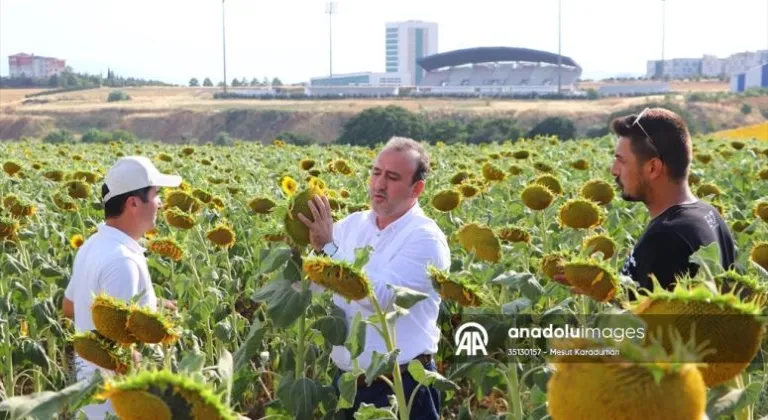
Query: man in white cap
61 156 181 419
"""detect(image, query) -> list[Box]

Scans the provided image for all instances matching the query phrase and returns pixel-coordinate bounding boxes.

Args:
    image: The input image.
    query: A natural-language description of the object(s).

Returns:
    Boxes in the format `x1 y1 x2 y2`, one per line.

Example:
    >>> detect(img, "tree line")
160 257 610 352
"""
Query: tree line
189 77 284 87
0 67 171 89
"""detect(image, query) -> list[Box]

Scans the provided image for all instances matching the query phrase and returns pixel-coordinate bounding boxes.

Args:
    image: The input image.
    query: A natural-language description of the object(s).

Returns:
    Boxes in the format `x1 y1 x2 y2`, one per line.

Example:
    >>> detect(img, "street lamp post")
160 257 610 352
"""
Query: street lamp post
222 0 228 93
660 0 666 78
326 2 337 86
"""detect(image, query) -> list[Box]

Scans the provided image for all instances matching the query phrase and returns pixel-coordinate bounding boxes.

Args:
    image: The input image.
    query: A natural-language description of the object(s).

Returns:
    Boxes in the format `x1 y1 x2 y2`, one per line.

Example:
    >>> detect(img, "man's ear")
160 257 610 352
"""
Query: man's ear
412 179 425 198
646 157 665 181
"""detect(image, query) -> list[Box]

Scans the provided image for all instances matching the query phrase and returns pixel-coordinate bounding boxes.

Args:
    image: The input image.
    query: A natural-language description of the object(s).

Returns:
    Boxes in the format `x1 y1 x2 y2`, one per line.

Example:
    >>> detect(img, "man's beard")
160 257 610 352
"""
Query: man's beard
616 177 647 203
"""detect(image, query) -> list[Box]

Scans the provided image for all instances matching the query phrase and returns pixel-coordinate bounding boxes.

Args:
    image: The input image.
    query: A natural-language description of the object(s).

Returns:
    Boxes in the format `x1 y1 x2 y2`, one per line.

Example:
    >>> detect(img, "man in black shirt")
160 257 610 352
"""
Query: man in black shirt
610 107 735 297
556 108 736 299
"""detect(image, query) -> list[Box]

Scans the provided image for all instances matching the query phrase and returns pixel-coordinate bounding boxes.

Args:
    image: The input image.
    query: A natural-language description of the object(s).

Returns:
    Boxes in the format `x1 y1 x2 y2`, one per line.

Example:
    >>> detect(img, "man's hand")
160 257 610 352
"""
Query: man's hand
298 195 334 253
160 298 177 312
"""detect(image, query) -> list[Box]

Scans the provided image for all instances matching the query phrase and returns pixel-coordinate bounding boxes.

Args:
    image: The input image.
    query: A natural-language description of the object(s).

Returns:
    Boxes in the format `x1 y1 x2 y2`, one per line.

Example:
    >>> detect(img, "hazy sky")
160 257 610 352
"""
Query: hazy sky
1 0 766 85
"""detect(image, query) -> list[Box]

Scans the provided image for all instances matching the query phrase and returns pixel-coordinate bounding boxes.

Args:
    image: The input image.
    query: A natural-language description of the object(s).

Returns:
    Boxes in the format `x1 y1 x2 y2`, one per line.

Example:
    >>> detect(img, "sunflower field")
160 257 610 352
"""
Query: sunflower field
0 134 768 420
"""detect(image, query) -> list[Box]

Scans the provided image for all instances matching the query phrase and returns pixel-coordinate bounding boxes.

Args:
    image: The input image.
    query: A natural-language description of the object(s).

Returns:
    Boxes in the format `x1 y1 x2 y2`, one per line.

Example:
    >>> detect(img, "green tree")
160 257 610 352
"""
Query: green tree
250 78 260 86
527 116 576 140
203 77 213 87
337 105 427 146
232 78 241 87
271 77 283 86
466 118 521 144
425 119 467 144
189 77 200 87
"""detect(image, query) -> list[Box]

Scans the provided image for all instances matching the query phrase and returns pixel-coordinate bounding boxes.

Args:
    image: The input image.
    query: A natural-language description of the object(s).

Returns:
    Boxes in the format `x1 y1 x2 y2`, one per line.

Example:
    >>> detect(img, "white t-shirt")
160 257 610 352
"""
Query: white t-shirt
317 203 451 371
65 223 157 378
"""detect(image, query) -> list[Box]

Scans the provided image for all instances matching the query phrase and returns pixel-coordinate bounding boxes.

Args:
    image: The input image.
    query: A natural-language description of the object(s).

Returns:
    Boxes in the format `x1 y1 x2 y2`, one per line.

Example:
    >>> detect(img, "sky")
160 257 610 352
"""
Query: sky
1 0 767 85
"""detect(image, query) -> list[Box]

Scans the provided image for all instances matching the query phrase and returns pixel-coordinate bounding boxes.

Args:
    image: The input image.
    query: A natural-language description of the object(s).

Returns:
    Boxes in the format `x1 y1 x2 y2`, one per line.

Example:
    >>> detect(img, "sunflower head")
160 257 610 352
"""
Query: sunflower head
284 185 325 247
300 159 316 171
90 293 137 345
459 184 480 198
164 190 202 213
753 201 768 223
512 150 530 159
540 252 568 279
43 170 65 182
497 226 531 244
280 175 298 197
247 197 276 214
579 179 615 205
750 241 768 271
0 215 19 241
482 162 506 182
148 237 184 262
563 257 619 302
71 331 130 374
582 234 616 260
71 171 100 184
534 174 563 195
206 223 236 249
191 188 213 204
570 159 589 170
65 180 92 199
126 307 179 345
456 223 502 263
307 176 327 194
533 161 553 173
95 370 239 420
53 193 78 212
558 198 604 229
302 256 372 300
696 183 722 198
520 183 554 211
431 189 462 212
164 207 196 230
2 161 22 176
695 153 712 164
427 265 483 307
70 234 85 249
508 165 524 175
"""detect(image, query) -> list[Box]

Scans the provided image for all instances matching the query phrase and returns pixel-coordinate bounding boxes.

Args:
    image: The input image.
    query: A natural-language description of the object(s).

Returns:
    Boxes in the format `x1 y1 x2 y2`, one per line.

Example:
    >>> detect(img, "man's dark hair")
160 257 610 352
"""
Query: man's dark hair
102 184 152 219
610 107 692 181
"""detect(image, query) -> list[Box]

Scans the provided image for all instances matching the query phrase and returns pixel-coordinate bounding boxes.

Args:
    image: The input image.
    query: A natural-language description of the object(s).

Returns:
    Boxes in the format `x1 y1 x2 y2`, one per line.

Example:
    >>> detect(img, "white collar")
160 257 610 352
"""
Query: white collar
97 223 146 254
367 202 423 233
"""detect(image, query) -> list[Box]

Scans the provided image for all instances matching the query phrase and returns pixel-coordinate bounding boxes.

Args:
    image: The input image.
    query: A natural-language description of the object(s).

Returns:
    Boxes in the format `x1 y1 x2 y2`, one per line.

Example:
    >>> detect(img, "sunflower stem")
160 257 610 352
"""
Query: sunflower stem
1 323 13 398
503 360 524 420
295 276 308 380
370 295 410 420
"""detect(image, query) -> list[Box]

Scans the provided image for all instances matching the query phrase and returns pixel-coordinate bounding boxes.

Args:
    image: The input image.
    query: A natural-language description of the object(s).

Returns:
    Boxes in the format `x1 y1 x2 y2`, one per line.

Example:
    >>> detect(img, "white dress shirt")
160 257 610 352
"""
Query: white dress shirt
317 202 451 371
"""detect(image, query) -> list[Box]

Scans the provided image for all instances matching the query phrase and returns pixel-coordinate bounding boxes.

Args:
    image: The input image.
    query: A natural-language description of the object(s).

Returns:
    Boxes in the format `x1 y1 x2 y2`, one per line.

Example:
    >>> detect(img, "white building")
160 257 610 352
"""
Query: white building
385 20 438 85
309 71 409 87
9 53 66 79
730 64 768 93
646 49 768 79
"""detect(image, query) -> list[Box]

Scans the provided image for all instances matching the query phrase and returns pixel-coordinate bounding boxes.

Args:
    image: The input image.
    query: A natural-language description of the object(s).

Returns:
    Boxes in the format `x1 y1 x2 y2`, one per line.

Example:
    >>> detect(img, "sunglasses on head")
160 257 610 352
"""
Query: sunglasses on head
632 107 663 162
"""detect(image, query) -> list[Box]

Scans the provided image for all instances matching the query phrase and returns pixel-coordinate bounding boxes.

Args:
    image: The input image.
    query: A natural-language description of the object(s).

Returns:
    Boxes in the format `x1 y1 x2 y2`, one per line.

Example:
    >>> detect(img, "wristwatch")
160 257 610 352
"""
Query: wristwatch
322 242 338 257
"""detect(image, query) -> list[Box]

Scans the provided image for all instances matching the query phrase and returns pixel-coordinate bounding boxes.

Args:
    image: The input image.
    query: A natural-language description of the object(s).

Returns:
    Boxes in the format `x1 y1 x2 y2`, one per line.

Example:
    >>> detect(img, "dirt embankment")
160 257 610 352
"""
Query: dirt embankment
0 87 765 142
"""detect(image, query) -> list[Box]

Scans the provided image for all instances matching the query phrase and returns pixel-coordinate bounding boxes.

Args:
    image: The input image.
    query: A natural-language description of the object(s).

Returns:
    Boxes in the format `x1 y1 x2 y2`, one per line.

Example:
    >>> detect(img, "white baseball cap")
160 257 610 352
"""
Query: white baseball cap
102 156 182 203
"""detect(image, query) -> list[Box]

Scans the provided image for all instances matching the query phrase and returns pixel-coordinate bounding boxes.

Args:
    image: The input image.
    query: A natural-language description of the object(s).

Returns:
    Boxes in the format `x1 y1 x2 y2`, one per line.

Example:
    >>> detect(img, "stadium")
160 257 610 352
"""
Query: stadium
414 46 582 95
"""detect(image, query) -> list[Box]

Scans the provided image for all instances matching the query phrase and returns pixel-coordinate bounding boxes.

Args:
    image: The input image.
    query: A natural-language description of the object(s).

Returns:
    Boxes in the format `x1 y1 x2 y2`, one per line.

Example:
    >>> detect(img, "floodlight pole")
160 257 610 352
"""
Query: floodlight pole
660 0 666 78
557 0 562 94
327 2 337 86
222 0 228 93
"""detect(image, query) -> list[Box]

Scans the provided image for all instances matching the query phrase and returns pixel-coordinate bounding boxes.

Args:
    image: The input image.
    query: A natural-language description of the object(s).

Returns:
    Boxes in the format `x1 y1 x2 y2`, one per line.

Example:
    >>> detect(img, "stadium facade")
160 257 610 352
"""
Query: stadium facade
414 46 582 94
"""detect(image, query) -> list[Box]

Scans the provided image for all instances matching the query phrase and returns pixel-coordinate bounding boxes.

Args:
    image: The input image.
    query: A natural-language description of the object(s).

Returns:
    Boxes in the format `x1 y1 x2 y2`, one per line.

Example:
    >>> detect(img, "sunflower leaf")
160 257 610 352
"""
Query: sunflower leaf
365 349 400 386
706 382 762 419
345 311 366 359
0 371 102 420
406 360 459 391
388 284 428 310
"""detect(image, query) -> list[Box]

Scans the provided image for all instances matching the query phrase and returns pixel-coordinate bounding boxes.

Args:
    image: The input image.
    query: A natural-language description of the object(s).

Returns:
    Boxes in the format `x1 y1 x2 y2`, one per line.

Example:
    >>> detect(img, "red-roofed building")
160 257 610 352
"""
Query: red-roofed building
9 53 66 78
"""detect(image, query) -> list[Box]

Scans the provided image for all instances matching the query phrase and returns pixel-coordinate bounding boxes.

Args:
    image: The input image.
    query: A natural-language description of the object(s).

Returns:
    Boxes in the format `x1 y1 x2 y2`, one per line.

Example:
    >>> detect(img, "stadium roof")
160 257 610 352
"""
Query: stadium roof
417 47 580 71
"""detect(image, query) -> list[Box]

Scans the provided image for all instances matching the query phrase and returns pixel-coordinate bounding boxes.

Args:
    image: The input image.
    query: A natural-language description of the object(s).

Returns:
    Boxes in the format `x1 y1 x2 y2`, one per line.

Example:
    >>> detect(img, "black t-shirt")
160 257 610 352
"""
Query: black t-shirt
619 201 736 298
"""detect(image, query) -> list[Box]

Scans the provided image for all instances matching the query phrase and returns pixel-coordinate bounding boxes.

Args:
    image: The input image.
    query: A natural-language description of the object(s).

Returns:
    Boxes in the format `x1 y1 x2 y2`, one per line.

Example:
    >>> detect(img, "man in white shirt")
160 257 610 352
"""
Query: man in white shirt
62 156 181 419
299 136 450 419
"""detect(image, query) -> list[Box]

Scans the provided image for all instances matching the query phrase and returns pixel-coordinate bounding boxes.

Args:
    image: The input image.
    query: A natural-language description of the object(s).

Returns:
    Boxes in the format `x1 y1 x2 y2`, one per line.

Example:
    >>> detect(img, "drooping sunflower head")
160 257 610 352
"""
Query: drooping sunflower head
332 159 353 175
696 183 722 198
482 162 506 182
95 370 239 420
71 331 130 374
247 197 276 214
65 180 92 200
508 165 524 176
496 225 531 244
450 171 472 185
53 193 78 212
753 201 768 223
512 150 530 159
43 170 65 182
71 171 100 184
163 190 202 214
0 215 19 242
206 223 236 249
533 161 553 173
713 270 768 305
558 198 604 229
427 265 483 307
191 188 213 204
181 147 195 156
750 241 768 271
563 257 618 302
631 283 764 387
570 158 589 170
8 197 36 218
431 189 462 212
456 223 502 263
302 256 372 300
579 179 615 205
582 234 616 260
2 161 22 177
535 174 563 195
695 153 712 164
148 237 184 262
758 168 768 180
164 207 196 230
126 307 179 345
90 293 136 345
520 183 554 211
731 140 745 150
299 159 316 171
459 184 480 198
540 252 568 279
